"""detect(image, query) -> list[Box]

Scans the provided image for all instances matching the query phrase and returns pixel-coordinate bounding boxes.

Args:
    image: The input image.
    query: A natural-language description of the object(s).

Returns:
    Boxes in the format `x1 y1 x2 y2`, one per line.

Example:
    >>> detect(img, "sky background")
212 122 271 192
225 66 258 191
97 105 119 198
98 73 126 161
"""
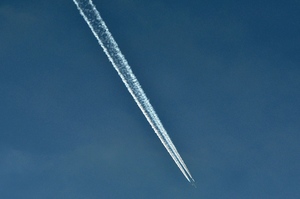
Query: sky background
1 0 299 198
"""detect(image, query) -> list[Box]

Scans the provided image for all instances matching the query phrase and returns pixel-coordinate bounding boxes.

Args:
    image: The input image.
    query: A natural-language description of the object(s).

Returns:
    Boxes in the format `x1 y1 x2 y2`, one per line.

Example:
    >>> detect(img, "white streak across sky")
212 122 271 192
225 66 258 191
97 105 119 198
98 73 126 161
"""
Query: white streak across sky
73 0 195 185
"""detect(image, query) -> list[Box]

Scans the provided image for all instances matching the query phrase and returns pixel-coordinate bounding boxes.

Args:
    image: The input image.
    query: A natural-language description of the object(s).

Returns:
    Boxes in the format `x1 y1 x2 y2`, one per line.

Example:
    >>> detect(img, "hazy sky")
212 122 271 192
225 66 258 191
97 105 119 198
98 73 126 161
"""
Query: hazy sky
1 0 299 198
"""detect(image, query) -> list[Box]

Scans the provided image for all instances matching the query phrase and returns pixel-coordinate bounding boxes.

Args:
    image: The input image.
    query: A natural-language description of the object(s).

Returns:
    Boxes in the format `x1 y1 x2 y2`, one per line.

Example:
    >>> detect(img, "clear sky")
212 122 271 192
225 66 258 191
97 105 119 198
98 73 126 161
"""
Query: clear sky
1 0 299 198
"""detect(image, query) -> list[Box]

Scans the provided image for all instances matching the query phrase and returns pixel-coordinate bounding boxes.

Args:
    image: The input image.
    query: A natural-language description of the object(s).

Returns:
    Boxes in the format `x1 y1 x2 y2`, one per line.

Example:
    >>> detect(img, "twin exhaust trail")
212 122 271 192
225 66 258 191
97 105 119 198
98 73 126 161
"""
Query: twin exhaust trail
73 0 195 185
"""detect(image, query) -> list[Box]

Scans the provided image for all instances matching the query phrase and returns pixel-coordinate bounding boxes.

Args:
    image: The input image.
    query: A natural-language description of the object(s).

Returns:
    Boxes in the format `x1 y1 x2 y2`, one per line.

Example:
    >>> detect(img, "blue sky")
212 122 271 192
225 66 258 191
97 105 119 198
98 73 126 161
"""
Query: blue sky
1 0 299 198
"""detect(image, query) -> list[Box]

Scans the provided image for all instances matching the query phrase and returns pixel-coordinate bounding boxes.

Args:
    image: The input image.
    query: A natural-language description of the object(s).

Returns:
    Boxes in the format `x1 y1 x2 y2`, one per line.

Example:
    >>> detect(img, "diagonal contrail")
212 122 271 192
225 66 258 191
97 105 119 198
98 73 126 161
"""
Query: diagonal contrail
73 0 195 184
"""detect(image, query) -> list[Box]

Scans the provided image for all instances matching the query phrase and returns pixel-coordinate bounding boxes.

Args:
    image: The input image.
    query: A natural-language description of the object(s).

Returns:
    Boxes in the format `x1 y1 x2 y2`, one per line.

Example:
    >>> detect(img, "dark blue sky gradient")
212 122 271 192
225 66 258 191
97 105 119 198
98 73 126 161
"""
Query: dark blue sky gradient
1 0 299 198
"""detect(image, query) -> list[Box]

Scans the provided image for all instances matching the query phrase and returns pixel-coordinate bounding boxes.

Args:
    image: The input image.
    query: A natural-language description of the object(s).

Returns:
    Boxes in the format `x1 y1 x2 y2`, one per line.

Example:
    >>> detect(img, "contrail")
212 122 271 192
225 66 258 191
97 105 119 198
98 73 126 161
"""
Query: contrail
73 0 195 184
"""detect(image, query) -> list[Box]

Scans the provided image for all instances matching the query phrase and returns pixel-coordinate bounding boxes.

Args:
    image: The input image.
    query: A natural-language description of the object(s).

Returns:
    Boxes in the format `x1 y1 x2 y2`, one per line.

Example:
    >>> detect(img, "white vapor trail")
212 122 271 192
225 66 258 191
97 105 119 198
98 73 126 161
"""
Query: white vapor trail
73 0 195 184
